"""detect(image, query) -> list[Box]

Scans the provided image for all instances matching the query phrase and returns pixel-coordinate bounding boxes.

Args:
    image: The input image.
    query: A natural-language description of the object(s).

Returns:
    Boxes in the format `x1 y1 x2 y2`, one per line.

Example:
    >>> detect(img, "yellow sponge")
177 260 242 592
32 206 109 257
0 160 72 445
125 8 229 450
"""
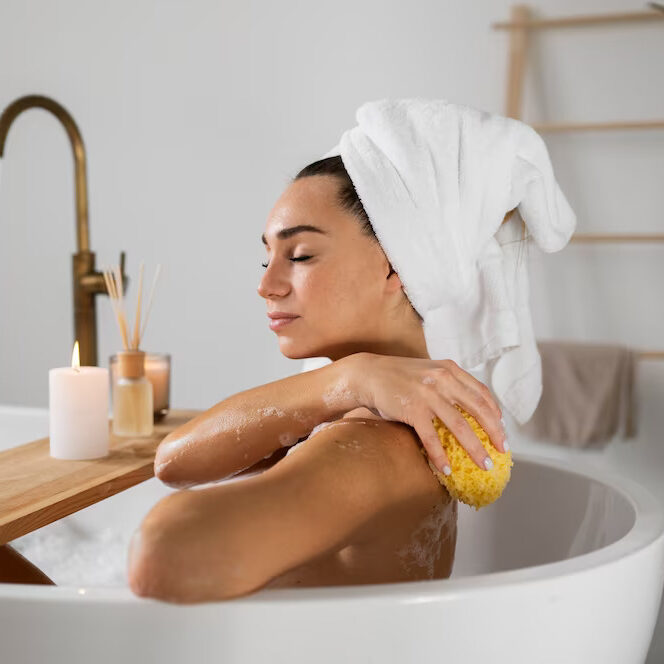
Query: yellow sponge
422 404 514 511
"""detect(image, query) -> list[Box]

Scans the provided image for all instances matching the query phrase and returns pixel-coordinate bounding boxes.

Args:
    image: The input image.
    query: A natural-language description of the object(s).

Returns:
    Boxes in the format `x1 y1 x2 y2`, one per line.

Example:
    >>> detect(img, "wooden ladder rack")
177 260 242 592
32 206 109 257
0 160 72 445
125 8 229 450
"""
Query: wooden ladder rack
493 4 664 360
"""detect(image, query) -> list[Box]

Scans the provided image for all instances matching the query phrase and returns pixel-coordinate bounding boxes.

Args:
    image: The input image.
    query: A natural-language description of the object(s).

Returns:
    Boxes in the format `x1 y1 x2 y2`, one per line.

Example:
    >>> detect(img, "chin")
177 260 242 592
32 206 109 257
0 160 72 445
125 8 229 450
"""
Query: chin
280 348 318 361
277 340 330 362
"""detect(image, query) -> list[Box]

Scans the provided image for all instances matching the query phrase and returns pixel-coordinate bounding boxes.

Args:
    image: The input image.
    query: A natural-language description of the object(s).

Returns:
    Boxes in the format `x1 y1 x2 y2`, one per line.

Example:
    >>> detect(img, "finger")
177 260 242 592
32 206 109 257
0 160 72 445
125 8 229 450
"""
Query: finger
443 360 503 420
434 366 506 453
429 397 494 471
411 409 451 475
443 380 506 453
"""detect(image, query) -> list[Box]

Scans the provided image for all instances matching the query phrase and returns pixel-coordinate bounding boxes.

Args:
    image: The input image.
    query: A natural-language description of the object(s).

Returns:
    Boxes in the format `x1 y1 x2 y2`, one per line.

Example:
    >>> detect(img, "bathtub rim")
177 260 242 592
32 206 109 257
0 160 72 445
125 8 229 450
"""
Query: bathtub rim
1 448 663 606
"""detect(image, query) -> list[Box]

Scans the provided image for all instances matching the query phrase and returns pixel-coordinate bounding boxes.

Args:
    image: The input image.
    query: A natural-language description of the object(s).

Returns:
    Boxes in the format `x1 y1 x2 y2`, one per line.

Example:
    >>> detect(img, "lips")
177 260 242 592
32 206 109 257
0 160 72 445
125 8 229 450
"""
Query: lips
267 312 299 320
268 316 299 330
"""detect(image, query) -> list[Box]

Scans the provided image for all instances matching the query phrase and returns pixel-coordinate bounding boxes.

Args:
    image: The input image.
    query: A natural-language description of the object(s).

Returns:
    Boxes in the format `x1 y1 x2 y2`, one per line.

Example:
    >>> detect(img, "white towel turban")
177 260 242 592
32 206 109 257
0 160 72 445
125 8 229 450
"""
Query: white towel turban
302 97 577 425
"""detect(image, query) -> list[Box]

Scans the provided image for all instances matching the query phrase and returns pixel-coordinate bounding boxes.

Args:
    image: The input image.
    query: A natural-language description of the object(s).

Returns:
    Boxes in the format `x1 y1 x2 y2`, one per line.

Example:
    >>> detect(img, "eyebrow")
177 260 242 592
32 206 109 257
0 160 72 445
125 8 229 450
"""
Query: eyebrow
261 224 329 246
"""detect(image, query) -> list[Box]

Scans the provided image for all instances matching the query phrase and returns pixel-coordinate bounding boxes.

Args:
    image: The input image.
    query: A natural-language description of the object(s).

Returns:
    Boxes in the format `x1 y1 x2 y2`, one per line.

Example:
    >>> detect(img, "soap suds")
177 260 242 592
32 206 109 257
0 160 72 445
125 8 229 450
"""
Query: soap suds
285 418 384 457
395 500 455 579
279 431 298 447
309 420 337 437
285 419 338 456
258 406 286 418
321 375 359 411
334 437 362 451
11 516 155 588
422 375 436 385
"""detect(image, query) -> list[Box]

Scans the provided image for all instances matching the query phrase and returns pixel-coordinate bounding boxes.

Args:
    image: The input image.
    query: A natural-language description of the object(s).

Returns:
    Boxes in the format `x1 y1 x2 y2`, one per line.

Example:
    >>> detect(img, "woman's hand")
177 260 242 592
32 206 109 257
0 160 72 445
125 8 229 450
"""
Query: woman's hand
350 353 507 475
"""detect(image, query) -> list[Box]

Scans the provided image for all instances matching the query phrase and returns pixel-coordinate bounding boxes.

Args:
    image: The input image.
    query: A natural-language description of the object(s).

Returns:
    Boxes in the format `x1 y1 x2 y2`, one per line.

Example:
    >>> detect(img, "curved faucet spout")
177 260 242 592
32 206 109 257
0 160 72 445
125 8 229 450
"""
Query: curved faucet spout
0 94 90 252
0 94 129 366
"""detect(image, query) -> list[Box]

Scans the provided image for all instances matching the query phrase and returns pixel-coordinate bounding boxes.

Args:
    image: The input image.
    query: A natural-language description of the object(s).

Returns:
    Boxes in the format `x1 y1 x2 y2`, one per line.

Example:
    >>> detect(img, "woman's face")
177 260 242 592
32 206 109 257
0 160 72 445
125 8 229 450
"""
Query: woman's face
257 175 409 361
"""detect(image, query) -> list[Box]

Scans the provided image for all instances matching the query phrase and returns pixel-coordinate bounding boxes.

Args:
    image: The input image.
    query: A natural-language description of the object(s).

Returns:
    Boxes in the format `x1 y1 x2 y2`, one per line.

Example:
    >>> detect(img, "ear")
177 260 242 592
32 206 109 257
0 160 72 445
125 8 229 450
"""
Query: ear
386 265 404 291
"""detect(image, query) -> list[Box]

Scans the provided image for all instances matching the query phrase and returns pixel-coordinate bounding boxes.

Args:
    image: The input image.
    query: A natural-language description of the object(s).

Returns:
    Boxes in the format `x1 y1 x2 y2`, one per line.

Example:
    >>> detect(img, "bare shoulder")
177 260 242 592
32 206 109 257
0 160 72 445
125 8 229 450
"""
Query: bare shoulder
338 407 429 468
268 414 454 573
129 414 448 602
279 413 437 507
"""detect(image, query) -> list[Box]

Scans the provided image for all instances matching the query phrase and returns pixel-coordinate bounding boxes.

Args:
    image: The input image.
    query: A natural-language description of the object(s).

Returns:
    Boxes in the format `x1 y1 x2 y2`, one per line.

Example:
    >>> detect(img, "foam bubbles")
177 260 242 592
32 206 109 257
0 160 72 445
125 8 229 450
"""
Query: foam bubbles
285 418 339 456
334 437 362 451
279 431 297 447
258 406 286 418
11 520 138 587
292 408 309 424
422 376 436 385
321 375 359 411
395 500 455 578
309 420 337 437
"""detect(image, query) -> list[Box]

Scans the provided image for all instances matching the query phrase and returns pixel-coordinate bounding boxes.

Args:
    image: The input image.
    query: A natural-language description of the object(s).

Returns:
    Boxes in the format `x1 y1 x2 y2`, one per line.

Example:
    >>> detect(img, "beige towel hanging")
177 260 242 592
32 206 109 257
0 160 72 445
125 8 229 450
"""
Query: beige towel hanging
517 340 637 448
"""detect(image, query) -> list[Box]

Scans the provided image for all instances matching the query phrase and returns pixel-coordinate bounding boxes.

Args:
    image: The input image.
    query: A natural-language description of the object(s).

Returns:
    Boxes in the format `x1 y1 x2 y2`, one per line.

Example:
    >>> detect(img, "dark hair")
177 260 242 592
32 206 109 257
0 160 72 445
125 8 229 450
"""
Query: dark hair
292 155 530 322
294 156 377 243
293 156 417 319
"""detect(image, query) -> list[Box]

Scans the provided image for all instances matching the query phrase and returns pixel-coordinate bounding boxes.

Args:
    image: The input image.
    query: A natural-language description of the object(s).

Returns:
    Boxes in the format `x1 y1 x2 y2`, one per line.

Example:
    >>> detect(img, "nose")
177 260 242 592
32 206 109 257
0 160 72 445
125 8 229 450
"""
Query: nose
257 261 290 300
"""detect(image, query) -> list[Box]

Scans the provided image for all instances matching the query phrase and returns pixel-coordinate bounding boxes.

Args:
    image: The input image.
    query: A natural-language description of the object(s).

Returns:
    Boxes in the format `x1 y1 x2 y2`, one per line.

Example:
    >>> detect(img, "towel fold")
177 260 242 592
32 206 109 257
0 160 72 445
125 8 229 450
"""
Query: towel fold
516 340 638 448
314 98 577 424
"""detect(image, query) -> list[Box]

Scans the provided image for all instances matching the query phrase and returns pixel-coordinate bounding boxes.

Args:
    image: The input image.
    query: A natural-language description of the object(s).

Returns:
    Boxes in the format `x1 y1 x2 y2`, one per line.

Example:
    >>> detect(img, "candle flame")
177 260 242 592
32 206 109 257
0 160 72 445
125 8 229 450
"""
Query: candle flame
71 340 81 372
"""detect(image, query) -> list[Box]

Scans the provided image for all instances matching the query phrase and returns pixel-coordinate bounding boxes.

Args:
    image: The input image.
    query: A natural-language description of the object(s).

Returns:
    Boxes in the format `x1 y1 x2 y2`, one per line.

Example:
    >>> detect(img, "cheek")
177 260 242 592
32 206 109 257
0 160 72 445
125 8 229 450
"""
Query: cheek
298 269 337 308
300 263 375 313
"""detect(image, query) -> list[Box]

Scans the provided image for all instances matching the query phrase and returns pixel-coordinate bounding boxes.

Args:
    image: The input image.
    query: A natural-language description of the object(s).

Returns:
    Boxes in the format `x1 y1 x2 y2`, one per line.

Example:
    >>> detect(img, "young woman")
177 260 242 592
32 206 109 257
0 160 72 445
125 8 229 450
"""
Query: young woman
127 156 509 604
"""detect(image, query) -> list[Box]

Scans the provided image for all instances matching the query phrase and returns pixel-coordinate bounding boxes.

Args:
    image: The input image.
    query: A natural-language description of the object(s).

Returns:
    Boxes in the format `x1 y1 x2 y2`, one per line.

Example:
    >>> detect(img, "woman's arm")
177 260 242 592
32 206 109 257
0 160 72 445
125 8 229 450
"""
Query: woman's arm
130 416 436 603
154 353 365 487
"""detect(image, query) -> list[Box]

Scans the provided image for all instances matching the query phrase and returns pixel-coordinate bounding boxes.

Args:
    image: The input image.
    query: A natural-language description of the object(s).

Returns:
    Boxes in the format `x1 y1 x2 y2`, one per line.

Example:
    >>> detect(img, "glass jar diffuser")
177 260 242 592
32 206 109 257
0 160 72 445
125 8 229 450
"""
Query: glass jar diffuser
110 352 171 421
112 350 153 437
103 262 162 438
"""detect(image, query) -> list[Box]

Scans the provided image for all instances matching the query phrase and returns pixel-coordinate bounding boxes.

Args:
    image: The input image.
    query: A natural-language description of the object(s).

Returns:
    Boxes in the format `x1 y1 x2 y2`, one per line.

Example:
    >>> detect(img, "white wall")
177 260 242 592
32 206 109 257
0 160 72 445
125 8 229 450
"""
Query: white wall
1 0 661 409
1 0 664 654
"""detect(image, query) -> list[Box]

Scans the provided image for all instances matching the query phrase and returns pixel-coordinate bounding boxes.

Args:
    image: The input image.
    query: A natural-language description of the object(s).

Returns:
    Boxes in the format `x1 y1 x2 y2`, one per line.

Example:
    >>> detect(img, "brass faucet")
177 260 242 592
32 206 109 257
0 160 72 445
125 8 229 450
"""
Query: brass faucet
0 94 129 367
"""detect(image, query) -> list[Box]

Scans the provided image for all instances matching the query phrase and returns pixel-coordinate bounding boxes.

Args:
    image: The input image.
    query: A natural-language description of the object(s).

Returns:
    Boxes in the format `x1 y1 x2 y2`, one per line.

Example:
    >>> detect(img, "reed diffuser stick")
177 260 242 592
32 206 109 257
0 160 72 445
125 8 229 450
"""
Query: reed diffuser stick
104 268 129 350
105 262 160 352
131 262 145 350
139 263 162 342
103 270 125 348
113 265 131 350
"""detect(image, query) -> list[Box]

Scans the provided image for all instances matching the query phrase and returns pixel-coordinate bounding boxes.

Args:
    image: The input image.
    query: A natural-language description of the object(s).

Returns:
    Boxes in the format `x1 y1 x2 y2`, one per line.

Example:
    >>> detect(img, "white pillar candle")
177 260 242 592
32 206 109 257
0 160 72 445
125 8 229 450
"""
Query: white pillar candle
49 341 110 460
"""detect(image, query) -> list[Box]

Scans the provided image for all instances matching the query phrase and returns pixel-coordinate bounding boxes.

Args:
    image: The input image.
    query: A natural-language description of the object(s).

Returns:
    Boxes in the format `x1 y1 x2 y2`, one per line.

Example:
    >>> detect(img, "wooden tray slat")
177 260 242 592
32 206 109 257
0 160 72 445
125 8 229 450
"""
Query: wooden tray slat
0 408 201 544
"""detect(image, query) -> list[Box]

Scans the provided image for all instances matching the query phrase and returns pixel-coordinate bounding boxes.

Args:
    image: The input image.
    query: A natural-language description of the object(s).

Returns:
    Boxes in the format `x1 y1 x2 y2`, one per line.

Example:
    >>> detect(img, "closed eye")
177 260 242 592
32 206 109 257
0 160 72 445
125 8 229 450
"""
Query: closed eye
261 256 312 269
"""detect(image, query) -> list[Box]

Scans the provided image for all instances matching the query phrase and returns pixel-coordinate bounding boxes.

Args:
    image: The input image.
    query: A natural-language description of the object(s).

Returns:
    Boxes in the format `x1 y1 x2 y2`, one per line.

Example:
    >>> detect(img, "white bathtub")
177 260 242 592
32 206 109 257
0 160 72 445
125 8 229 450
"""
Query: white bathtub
1 404 664 664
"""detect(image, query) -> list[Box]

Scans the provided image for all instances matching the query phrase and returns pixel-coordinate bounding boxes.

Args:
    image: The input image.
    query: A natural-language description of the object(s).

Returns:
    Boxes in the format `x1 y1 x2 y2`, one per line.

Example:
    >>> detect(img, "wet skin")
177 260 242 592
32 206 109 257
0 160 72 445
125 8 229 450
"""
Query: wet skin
129 409 457 603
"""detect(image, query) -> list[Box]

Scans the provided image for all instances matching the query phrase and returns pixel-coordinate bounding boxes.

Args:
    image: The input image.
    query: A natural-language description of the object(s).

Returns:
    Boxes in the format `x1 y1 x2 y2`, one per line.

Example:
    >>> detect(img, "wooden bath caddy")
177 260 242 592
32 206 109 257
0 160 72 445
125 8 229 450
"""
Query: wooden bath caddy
0 408 202 545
